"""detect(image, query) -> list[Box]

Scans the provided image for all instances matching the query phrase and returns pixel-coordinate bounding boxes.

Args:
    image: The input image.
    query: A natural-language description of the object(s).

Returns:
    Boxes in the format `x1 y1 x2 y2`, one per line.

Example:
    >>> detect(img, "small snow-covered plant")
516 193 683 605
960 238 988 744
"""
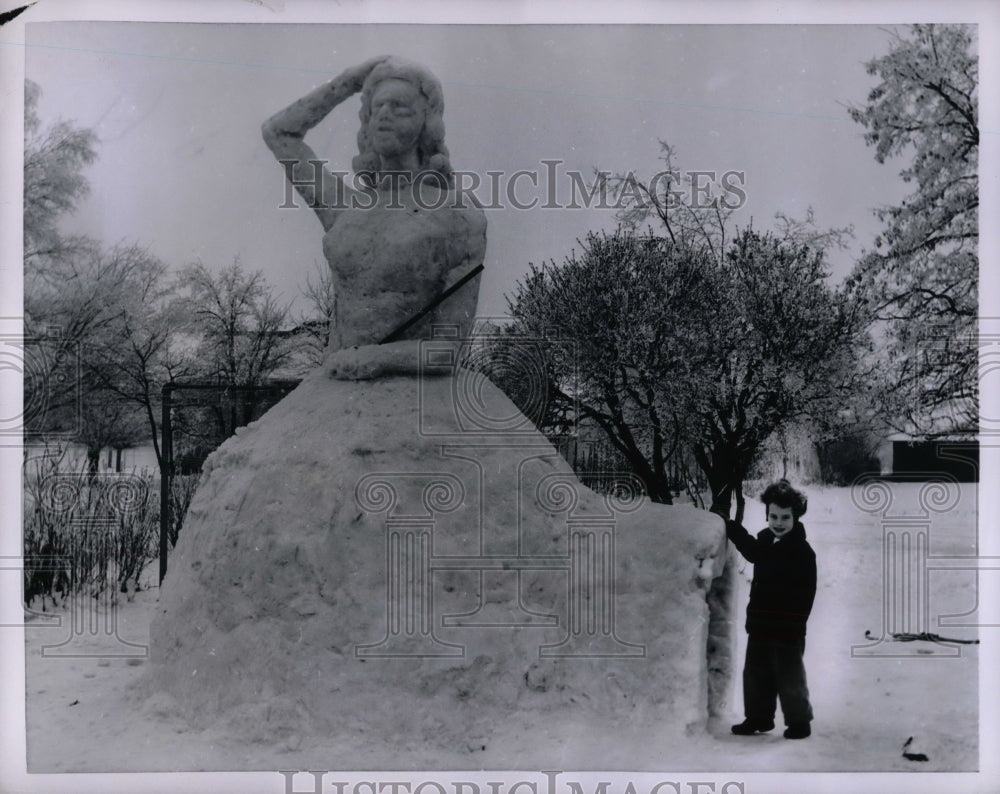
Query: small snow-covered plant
23 452 159 607
166 473 201 547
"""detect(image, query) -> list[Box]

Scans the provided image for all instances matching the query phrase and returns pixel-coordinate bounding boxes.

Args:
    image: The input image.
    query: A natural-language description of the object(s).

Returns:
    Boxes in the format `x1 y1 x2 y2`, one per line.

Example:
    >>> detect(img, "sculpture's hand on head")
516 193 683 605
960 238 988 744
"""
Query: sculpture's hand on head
341 55 393 91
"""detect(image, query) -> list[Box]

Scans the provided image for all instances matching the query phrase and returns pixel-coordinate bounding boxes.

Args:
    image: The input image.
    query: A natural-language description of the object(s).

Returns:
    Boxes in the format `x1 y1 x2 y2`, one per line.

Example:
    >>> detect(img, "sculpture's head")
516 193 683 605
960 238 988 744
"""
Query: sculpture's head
353 57 453 188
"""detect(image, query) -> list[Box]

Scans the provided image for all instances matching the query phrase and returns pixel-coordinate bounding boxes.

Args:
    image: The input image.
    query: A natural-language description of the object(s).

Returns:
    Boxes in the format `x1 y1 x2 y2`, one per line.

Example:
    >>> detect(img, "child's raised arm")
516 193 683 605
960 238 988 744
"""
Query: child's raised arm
724 519 761 563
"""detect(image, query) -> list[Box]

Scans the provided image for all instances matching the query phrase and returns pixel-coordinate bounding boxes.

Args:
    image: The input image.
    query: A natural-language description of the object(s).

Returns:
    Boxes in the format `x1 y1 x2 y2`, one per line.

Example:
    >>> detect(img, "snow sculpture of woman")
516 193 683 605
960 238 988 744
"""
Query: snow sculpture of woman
261 56 486 380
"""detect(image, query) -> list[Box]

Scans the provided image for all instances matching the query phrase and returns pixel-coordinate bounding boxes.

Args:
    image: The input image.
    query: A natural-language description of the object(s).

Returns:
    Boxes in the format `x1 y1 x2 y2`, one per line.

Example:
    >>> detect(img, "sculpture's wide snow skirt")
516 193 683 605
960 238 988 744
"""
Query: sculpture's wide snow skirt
141 369 728 761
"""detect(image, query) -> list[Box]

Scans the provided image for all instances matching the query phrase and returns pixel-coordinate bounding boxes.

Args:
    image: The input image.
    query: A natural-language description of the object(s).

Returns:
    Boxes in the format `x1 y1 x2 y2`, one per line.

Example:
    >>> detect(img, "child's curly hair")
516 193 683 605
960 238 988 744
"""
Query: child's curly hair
760 479 808 519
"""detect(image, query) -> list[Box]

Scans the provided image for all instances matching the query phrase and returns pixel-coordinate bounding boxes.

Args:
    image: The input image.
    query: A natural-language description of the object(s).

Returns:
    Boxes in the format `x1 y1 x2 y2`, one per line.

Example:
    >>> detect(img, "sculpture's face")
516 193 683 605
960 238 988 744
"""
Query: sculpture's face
368 78 427 159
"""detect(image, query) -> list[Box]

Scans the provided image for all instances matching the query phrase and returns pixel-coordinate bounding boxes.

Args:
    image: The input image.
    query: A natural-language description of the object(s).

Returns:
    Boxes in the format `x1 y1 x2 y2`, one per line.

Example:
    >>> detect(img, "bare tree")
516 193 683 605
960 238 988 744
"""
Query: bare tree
178 258 291 388
83 245 192 470
176 258 292 438
846 24 978 434
23 79 98 266
505 227 870 520
295 259 337 369
26 241 191 469
611 141 734 265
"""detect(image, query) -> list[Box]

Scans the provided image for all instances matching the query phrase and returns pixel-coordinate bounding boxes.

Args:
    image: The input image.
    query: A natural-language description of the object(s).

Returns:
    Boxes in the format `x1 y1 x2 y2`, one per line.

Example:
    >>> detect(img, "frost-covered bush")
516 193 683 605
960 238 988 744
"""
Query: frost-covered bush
23 454 159 608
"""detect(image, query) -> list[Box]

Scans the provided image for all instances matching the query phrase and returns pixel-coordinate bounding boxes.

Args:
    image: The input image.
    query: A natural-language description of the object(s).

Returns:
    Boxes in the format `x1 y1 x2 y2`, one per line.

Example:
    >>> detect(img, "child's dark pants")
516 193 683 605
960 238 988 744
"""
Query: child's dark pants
743 634 813 725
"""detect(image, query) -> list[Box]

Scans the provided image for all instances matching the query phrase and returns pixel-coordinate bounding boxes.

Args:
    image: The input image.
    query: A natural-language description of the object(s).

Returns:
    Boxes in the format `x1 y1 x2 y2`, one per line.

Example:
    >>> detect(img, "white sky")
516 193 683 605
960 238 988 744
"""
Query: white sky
22 21 917 318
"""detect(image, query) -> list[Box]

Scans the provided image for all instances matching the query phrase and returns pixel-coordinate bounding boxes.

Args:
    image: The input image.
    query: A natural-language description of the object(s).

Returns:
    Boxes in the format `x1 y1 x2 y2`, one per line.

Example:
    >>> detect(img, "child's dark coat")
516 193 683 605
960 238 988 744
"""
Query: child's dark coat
725 520 817 639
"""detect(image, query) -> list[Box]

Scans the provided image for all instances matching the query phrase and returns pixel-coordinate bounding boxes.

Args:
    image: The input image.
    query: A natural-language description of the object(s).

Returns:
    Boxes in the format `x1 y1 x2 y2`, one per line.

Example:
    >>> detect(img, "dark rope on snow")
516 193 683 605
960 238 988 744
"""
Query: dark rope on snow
864 629 979 645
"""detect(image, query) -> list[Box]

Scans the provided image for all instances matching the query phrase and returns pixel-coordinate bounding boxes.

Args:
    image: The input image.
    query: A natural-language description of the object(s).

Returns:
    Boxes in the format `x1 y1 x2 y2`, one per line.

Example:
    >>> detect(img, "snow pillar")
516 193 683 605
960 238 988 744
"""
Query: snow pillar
706 543 738 721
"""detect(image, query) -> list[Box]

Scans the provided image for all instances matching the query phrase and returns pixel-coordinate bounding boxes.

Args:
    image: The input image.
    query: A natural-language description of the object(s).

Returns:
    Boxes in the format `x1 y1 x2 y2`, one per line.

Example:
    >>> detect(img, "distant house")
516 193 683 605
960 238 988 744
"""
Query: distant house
880 431 978 483
876 401 978 482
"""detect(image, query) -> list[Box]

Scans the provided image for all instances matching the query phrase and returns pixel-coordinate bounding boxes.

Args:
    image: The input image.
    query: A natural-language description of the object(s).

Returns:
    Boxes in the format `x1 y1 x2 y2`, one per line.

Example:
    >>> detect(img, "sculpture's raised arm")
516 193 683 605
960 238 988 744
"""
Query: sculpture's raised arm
261 56 388 231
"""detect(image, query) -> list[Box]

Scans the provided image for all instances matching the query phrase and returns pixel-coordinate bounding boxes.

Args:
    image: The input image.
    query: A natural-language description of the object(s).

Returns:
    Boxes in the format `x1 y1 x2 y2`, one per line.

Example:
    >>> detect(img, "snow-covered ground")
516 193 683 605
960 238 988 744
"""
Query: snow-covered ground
8 482 989 791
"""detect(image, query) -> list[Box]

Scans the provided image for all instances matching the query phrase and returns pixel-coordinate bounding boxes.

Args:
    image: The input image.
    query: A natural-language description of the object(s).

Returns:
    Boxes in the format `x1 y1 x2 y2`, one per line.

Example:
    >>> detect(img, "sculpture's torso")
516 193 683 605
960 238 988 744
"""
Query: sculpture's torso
322 186 484 349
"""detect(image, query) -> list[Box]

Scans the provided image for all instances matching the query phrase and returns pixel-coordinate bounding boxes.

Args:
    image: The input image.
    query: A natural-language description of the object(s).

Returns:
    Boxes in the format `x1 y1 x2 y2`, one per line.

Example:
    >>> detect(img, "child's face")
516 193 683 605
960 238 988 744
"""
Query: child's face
767 503 795 538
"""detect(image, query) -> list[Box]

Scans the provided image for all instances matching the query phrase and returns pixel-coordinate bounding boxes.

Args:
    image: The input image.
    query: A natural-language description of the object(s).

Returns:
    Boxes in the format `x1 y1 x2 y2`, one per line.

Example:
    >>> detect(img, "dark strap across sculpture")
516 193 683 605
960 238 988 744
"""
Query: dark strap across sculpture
378 263 484 345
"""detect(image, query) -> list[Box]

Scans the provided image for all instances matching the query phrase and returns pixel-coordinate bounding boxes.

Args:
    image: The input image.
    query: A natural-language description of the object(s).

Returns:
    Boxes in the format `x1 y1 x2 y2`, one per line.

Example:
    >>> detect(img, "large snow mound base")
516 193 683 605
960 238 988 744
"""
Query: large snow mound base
141 370 726 766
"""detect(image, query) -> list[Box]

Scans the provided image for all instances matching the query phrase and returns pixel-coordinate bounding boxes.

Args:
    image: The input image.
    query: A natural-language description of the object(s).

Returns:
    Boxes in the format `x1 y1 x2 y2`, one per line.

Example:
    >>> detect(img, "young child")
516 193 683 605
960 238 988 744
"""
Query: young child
724 479 816 739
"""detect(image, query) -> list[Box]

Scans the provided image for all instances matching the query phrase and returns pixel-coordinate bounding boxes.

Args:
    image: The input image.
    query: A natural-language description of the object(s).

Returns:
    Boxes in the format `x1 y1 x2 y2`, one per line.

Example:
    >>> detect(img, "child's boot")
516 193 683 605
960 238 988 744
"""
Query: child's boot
783 723 811 739
731 719 775 735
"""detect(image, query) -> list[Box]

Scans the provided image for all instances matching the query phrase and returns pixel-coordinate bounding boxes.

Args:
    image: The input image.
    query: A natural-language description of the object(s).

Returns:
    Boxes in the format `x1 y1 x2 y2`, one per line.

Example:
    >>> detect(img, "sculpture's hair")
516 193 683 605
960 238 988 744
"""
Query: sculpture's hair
760 479 808 519
353 57 453 188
